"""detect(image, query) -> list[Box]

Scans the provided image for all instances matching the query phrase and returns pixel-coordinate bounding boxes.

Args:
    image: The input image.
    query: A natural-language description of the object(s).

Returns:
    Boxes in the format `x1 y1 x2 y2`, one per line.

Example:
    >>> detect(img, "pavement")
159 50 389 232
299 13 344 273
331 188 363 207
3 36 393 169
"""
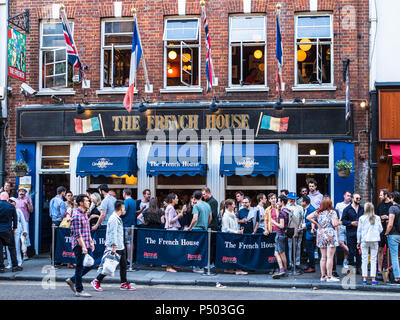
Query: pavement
1 254 399 293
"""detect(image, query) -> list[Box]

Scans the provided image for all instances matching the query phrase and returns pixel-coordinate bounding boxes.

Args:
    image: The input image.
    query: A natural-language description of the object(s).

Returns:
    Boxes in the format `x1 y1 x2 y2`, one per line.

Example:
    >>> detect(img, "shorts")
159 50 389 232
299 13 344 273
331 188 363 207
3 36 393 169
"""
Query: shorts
338 225 347 243
379 231 387 248
274 234 287 253
124 228 133 244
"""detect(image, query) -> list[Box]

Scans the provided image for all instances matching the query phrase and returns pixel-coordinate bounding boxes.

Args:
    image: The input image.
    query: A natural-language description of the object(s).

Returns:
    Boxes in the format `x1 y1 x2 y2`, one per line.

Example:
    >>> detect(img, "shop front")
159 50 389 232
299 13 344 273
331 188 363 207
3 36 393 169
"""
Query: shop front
16 101 353 253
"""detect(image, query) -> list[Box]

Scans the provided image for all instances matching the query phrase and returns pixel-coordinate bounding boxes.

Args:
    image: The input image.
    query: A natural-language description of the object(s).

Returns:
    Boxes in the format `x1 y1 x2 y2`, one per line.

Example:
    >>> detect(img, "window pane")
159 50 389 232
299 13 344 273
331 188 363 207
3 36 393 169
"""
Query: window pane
103 50 112 87
297 16 331 38
157 175 205 185
298 143 329 155
230 17 265 42
42 145 70 156
113 49 131 87
231 46 241 85
298 156 329 168
104 21 133 34
41 158 70 169
42 23 64 35
42 35 65 47
164 19 199 40
54 75 66 87
45 64 54 76
227 175 276 186
167 47 199 87
243 46 264 85
45 51 54 63
55 62 66 75
55 49 66 62
104 34 133 46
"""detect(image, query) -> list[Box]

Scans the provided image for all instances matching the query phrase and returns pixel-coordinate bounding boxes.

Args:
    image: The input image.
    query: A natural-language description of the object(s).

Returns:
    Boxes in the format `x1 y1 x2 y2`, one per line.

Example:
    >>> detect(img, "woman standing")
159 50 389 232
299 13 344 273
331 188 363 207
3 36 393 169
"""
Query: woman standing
7 197 27 268
138 197 165 229
357 202 382 285
89 193 102 229
307 197 340 282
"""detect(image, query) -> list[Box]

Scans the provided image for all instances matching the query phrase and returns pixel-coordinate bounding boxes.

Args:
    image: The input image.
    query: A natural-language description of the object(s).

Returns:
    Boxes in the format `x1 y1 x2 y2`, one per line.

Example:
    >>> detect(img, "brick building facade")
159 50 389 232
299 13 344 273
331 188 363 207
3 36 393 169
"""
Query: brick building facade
6 0 369 252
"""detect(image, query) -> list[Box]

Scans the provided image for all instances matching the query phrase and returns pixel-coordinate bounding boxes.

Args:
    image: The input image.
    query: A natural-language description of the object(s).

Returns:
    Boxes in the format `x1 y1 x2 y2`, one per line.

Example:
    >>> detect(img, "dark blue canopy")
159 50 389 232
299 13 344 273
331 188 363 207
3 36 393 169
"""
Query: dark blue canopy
76 145 137 177
147 144 207 177
219 144 278 177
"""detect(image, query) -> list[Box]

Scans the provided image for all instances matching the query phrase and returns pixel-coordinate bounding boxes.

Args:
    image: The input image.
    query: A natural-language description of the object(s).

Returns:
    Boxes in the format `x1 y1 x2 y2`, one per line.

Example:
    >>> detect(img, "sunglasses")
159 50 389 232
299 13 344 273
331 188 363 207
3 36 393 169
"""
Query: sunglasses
355 198 361 201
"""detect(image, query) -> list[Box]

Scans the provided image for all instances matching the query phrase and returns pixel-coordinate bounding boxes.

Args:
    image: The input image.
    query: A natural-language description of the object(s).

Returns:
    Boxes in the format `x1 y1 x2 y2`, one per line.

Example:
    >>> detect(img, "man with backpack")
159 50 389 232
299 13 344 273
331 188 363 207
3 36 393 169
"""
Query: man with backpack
385 191 400 284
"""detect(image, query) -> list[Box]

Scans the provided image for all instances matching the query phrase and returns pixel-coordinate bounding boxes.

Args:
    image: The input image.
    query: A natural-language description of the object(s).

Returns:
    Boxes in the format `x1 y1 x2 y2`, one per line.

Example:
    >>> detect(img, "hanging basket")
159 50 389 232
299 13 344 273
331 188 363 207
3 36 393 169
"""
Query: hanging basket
337 169 351 178
14 169 28 177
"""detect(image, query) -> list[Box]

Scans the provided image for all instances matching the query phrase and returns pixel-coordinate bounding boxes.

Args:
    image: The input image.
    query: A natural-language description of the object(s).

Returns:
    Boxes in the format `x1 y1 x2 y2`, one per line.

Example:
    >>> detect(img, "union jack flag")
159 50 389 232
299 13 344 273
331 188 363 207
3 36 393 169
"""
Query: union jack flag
60 8 86 81
202 4 215 93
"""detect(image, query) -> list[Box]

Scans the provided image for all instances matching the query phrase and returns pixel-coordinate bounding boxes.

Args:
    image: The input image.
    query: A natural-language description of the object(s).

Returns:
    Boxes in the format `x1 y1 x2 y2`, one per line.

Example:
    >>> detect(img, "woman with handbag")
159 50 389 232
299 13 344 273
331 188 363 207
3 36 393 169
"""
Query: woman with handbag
307 197 340 282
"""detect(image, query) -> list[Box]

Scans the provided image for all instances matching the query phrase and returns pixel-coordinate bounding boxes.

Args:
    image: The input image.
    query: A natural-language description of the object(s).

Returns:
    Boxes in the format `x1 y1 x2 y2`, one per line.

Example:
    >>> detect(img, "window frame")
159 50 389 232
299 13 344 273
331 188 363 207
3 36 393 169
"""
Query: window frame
39 19 75 94
294 13 334 89
163 16 202 91
39 143 71 173
227 15 268 90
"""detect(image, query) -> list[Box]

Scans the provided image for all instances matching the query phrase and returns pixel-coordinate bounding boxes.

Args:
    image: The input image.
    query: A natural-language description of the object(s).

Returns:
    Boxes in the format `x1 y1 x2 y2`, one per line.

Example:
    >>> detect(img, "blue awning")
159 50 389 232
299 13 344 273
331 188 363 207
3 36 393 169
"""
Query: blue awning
147 144 207 177
76 145 137 177
220 144 279 177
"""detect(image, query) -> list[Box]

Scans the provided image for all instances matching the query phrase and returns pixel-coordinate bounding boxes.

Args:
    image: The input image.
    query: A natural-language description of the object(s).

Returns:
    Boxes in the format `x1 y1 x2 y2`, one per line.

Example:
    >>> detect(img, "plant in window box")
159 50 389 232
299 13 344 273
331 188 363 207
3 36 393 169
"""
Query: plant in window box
11 160 30 177
335 160 353 178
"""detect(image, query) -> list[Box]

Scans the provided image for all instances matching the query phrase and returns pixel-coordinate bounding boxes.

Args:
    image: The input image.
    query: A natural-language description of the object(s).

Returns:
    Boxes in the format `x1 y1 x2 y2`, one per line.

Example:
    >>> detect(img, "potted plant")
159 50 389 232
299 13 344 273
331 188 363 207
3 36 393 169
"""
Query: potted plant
11 160 29 177
335 159 353 178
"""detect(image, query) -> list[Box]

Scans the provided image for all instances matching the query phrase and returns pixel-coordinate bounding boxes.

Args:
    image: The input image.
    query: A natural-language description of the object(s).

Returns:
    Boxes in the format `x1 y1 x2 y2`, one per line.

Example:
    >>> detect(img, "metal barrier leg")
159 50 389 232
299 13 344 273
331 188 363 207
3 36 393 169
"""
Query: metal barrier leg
292 237 297 276
203 229 216 276
128 226 135 272
51 224 56 267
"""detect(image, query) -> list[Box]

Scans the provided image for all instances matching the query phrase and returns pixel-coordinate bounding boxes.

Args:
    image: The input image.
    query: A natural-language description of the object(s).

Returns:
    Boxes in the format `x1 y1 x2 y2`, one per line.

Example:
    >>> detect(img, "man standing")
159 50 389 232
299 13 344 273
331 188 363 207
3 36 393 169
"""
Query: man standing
335 191 352 269
185 190 212 274
136 189 151 226
264 193 279 235
297 187 308 206
308 179 323 210
235 191 244 212
66 194 95 297
0 192 20 272
253 193 267 234
15 188 33 249
91 200 136 292
49 186 67 226
377 189 392 275
341 193 364 274
385 191 400 284
202 187 219 231
92 184 116 230
301 196 316 273
286 192 303 271
122 189 136 264
237 197 252 234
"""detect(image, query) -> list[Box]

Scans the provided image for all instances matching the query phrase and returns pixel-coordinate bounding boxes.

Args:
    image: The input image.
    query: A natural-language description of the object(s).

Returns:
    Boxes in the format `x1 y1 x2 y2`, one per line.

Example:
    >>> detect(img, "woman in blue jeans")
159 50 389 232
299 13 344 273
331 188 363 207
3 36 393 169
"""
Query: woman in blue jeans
385 192 400 284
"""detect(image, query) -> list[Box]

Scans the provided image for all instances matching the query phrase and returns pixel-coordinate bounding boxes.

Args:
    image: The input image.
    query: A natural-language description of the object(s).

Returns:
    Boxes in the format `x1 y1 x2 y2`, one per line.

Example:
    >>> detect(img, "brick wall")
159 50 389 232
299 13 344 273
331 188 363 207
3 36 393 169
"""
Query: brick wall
7 0 370 199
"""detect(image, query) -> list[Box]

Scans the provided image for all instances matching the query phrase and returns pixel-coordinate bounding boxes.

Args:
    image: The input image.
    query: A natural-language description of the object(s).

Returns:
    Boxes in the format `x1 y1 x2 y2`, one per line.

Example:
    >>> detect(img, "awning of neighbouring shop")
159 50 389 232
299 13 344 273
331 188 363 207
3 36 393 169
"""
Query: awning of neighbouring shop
146 144 207 177
219 144 279 177
76 145 137 177
390 145 400 165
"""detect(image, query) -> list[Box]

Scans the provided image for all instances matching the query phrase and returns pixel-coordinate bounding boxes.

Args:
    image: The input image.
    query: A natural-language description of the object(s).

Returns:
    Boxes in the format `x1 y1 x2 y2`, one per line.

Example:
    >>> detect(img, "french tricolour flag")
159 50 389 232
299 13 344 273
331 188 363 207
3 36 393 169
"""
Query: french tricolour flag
123 19 142 113
74 117 101 134
261 115 289 133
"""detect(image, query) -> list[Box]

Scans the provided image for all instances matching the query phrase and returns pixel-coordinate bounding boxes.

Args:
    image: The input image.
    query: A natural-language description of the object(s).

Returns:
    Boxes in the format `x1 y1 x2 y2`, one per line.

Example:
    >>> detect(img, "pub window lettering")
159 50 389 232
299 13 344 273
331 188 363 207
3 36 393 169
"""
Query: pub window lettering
295 15 333 87
229 16 267 87
101 19 134 89
163 18 201 88
40 21 74 91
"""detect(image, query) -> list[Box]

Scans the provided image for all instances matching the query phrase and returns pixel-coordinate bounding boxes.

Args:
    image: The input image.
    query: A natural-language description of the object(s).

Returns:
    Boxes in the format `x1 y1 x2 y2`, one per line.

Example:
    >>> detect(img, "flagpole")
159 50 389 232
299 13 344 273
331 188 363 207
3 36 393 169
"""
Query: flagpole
132 8 152 93
98 114 105 138
256 112 263 138
276 2 282 100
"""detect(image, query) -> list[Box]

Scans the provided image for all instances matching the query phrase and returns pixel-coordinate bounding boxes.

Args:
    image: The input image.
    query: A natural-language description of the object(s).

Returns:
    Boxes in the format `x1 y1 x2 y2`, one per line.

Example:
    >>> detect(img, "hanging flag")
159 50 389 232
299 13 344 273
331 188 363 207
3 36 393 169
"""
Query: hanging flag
345 60 350 121
123 18 142 113
74 117 101 134
60 8 86 82
261 115 289 133
201 3 215 92
275 14 283 95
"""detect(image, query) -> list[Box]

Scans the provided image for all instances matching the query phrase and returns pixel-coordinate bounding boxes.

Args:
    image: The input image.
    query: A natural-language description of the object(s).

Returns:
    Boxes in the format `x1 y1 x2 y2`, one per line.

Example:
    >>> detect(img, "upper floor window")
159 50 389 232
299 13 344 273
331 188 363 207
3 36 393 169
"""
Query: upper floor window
163 18 200 88
101 19 134 89
295 15 333 87
229 16 267 87
40 21 73 91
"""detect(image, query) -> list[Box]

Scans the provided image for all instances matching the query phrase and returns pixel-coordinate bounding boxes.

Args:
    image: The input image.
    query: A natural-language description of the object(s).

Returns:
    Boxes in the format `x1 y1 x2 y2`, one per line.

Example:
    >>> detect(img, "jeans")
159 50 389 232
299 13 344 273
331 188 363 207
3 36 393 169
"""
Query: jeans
70 246 93 293
388 234 400 279
0 231 18 268
97 249 128 284
347 234 361 268
361 241 378 278
7 231 22 266
288 233 302 266
305 239 315 268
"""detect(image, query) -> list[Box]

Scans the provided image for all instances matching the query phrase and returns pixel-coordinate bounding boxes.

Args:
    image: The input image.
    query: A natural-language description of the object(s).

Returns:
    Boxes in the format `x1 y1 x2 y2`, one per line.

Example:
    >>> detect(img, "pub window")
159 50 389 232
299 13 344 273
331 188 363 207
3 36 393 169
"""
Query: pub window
229 16 267 87
295 15 333 87
101 19 134 89
297 143 329 168
41 145 70 170
40 21 74 91
163 18 200 88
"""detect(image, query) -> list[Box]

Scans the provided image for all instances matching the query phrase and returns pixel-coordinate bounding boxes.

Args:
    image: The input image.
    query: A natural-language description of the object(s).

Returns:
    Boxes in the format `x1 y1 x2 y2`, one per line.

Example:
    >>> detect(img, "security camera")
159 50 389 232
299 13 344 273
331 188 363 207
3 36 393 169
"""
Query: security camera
20 83 37 96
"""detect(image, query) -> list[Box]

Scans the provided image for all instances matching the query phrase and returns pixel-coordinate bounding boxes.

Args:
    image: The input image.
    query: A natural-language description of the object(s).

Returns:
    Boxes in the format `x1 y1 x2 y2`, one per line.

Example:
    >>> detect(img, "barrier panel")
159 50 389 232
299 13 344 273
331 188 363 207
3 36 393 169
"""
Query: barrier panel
215 232 278 271
136 228 208 267
54 227 106 265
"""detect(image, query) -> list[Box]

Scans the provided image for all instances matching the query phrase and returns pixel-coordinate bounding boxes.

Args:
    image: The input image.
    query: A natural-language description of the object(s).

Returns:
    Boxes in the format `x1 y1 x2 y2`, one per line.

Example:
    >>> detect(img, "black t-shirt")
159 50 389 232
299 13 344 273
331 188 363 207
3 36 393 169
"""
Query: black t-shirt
377 201 393 232
89 207 100 228
389 204 400 236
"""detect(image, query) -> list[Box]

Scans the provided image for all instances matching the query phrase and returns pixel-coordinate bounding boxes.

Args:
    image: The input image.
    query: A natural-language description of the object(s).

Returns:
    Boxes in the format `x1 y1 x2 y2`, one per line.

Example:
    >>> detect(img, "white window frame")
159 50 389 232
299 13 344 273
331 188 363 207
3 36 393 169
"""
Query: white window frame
98 18 138 95
38 142 71 174
227 15 269 92
39 20 75 95
161 16 202 93
293 13 335 90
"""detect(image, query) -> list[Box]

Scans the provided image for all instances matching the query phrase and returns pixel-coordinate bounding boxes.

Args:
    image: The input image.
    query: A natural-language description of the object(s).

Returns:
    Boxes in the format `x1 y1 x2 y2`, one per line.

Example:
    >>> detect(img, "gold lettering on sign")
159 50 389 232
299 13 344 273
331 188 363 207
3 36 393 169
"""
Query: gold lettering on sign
112 116 141 132
205 114 249 130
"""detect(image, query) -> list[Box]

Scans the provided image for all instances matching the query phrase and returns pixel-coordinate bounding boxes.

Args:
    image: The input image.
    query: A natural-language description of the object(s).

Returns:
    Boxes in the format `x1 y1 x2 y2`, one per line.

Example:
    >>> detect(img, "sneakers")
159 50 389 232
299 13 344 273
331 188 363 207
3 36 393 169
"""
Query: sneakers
120 282 136 291
343 259 349 269
5 265 11 270
326 276 340 282
65 278 76 293
91 279 103 292
192 267 204 274
371 281 379 285
75 290 92 298
320 275 327 282
235 270 248 275
0 267 4 273
12 266 23 272
272 271 285 279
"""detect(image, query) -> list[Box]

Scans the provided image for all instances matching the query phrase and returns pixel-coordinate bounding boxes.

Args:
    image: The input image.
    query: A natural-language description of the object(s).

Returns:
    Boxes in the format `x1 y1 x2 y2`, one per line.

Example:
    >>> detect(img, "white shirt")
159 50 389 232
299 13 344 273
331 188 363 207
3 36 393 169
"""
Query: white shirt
335 201 351 220
222 210 240 233
357 215 383 243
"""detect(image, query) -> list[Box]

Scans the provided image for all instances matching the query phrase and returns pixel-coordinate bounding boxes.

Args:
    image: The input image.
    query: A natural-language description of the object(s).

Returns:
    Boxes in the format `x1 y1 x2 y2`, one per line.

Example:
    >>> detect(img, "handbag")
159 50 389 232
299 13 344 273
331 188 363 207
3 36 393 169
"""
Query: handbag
100 250 120 276
83 253 94 267
20 235 27 254
59 216 71 228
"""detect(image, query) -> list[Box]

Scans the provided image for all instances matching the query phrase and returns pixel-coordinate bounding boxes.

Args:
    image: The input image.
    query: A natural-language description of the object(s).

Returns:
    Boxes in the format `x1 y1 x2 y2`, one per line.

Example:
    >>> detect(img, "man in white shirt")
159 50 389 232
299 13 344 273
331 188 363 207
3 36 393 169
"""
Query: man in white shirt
249 193 267 234
286 192 303 271
335 190 351 268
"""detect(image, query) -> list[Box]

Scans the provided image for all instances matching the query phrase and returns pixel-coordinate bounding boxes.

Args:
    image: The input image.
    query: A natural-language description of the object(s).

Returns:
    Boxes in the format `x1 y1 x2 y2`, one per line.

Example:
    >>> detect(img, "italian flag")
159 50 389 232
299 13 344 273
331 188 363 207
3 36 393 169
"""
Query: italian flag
260 115 289 132
74 116 101 134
